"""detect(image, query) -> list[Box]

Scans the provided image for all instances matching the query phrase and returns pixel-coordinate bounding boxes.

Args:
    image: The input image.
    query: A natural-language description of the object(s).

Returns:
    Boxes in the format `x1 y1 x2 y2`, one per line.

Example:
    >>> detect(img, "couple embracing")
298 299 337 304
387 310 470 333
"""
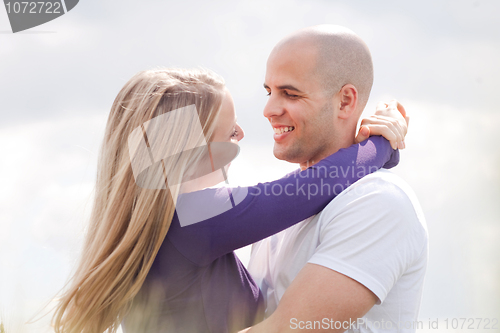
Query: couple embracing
53 25 427 333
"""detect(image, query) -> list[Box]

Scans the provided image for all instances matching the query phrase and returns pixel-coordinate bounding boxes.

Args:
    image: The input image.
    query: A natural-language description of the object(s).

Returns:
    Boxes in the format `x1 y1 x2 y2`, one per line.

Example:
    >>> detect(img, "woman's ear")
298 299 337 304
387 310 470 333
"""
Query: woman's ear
337 84 358 119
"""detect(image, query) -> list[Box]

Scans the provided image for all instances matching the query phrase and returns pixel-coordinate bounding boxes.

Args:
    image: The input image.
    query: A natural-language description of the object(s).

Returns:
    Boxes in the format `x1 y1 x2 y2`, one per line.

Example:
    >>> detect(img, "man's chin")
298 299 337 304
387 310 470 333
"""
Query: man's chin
273 146 303 164
272 145 287 161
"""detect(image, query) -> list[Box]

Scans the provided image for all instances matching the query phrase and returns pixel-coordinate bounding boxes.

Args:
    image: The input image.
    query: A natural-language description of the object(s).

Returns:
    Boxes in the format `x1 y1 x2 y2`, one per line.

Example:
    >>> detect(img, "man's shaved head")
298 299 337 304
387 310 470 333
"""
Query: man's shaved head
272 25 373 111
263 25 374 167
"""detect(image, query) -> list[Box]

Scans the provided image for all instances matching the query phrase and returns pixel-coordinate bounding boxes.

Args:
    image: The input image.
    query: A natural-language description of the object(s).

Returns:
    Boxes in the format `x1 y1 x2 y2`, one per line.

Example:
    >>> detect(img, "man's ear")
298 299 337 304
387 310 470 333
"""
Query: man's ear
336 84 358 119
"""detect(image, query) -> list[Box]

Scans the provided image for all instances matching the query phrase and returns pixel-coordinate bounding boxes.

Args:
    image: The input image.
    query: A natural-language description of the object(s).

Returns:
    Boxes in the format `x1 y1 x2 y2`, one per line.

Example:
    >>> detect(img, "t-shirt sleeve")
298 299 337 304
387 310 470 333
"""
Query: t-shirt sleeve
307 176 427 304
167 136 399 266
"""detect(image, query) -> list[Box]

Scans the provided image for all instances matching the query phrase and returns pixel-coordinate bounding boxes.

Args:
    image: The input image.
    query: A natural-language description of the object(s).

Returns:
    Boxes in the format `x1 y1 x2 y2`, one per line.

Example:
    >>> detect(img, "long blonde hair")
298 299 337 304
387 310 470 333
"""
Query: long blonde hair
52 68 226 333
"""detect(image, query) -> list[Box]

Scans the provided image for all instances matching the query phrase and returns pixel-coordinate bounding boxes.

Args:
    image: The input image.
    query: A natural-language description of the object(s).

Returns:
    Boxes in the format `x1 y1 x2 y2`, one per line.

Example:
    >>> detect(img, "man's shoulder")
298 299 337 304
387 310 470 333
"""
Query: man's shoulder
307 171 428 308
327 169 423 211
319 169 427 235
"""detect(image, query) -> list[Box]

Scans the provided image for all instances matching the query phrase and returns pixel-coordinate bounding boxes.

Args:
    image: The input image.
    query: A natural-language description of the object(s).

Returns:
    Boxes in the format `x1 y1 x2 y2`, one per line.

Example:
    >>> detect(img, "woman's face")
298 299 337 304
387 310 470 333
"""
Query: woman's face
211 88 244 144
179 88 244 193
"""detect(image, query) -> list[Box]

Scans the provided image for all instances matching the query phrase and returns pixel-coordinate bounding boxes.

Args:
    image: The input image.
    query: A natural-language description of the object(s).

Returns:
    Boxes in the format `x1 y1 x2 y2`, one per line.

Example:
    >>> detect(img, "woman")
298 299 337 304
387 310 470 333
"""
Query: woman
52 68 405 333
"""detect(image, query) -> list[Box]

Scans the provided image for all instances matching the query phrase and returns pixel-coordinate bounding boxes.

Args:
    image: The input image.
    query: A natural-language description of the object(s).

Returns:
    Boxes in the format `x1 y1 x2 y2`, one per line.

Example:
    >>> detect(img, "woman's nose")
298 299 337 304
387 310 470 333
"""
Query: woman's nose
236 123 245 141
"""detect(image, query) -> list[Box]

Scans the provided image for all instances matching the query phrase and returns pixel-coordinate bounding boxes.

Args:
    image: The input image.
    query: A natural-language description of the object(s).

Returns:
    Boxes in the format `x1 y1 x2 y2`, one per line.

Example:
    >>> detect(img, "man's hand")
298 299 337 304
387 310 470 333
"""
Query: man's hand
354 99 409 150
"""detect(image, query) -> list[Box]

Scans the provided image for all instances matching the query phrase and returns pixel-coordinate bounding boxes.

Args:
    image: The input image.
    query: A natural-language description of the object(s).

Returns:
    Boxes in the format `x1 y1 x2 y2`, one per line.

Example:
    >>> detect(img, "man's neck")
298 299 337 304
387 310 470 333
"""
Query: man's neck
299 131 356 171
299 148 341 170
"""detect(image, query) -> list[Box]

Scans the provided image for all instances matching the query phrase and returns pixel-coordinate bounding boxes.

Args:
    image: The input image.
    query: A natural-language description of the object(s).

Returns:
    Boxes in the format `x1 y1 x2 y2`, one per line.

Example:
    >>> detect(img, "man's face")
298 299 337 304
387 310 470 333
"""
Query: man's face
263 43 339 167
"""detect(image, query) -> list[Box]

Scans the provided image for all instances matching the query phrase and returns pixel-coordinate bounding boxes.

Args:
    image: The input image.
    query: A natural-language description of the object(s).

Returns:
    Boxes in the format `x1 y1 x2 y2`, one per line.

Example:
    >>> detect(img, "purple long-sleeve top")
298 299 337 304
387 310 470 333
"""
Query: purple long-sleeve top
122 136 399 333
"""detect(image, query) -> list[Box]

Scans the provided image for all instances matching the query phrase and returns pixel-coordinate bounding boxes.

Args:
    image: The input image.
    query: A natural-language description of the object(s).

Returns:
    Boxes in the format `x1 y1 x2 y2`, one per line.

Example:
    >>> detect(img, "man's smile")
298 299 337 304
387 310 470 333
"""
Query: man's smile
272 125 295 141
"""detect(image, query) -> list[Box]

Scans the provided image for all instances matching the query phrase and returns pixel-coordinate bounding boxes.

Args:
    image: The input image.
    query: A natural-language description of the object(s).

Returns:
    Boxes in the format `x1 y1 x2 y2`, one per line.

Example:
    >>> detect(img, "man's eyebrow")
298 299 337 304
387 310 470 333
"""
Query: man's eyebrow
263 83 303 93
278 85 303 93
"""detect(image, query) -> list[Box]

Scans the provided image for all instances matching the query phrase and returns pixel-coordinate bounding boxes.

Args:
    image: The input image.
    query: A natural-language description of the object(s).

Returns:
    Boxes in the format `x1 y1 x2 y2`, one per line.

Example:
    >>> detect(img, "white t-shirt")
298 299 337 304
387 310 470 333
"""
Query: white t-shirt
248 169 428 332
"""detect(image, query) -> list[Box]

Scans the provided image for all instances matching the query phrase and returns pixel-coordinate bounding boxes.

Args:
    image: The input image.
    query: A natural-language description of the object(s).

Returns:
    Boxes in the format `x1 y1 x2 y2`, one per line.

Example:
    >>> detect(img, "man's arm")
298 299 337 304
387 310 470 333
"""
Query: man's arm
240 263 376 333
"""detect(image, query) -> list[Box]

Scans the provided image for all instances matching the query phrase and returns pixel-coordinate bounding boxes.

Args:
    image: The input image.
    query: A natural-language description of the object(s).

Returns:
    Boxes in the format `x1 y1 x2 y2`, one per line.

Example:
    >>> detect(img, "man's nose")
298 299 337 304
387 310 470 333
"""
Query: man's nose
263 96 285 120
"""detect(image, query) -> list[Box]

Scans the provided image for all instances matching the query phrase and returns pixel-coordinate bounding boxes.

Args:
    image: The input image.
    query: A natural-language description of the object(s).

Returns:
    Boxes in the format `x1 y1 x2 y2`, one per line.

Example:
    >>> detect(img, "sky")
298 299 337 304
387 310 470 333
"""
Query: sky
0 0 499 332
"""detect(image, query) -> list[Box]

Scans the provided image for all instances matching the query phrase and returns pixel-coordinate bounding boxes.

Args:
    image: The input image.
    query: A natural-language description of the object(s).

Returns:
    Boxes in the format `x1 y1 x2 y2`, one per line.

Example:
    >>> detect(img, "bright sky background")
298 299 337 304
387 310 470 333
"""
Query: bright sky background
0 0 499 332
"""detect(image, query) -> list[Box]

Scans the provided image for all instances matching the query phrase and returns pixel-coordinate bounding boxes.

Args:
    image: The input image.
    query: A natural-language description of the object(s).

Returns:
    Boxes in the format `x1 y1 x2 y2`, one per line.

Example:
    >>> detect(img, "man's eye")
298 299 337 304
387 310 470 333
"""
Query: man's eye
284 91 298 98
266 91 271 96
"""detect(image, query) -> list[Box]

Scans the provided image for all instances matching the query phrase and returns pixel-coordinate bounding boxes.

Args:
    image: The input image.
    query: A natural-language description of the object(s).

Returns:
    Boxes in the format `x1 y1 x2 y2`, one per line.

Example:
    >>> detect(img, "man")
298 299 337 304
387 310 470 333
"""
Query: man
242 25 428 332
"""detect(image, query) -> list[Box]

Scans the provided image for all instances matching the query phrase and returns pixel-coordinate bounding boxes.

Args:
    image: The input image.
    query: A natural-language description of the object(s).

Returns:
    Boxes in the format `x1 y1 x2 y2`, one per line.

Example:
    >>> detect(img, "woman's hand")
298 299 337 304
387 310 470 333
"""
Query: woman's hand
354 99 409 150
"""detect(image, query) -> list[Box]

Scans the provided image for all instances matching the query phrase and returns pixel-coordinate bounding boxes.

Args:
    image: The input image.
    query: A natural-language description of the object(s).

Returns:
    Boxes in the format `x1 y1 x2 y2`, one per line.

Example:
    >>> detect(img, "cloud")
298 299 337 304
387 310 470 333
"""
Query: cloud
1 0 499 330
0 113 106 331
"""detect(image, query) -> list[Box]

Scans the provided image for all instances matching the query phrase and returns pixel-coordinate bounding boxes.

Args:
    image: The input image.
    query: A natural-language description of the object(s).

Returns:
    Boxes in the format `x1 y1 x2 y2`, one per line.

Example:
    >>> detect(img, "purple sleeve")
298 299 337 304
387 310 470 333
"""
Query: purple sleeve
167 136 399 266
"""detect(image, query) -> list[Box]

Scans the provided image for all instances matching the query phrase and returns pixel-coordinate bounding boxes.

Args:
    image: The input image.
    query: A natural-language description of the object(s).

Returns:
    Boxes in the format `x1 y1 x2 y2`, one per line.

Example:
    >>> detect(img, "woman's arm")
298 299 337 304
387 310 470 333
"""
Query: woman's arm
167 135 398 266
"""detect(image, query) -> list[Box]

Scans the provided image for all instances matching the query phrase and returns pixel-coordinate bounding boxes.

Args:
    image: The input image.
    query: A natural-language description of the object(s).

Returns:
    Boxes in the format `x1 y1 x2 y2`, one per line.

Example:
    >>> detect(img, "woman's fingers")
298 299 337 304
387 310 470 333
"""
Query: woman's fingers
357 99 409 149
370 115 406 140
376 101 387 112
377 100 409 127
388 99 408 122
360 116 405 149
354 125 370 144
362 124 399 150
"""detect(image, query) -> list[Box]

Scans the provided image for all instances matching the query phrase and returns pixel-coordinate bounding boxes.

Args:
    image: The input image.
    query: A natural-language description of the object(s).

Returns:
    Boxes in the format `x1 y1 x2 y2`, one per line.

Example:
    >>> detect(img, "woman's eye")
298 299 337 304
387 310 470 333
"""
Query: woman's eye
266 91 271 96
